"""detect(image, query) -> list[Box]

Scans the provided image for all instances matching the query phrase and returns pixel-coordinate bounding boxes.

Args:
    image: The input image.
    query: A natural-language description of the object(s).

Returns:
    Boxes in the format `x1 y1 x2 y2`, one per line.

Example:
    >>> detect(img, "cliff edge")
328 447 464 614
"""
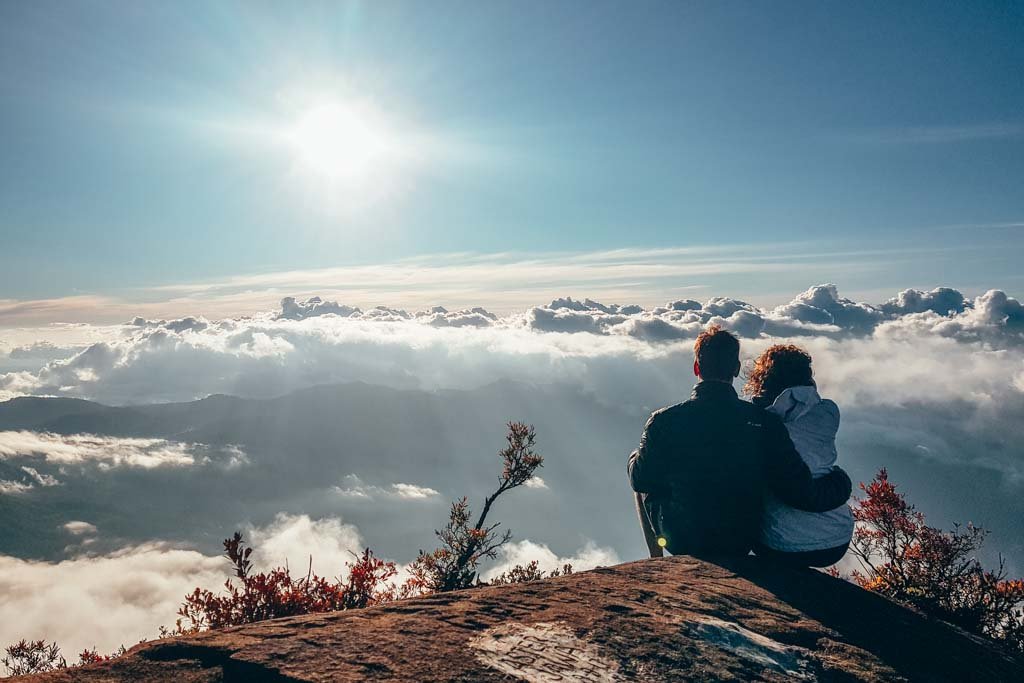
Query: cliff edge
24 555 1024 682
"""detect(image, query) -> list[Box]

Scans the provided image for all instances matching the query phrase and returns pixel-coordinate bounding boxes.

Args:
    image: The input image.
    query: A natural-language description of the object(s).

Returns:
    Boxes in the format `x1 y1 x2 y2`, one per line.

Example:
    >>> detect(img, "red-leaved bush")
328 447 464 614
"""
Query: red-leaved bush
846 469 1024 652
170 536 397 633
77 646 127 666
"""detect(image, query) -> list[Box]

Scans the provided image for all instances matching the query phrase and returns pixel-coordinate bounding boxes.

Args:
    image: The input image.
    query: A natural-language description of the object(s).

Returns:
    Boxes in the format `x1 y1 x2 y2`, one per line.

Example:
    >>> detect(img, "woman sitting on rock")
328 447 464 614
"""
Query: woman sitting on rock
745 345 853 568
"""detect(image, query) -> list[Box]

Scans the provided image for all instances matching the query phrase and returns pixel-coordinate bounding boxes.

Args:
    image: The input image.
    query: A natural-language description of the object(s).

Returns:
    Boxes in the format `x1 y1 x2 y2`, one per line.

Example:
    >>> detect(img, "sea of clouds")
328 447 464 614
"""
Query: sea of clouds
2 283 1021 409
1 283 1022 656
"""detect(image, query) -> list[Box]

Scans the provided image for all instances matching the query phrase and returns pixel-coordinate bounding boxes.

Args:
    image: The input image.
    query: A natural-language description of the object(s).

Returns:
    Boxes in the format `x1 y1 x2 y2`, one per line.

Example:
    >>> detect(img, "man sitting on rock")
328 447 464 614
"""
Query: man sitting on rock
627 325 852 559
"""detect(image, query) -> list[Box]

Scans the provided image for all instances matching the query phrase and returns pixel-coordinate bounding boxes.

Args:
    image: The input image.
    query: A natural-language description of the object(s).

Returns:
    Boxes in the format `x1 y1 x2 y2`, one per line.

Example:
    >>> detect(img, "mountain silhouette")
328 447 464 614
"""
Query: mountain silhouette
0 381 644 562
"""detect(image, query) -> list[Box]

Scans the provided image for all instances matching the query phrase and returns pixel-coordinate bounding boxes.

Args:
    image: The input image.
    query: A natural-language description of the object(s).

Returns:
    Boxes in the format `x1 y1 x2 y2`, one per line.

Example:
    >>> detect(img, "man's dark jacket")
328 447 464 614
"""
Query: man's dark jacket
628 381 852 557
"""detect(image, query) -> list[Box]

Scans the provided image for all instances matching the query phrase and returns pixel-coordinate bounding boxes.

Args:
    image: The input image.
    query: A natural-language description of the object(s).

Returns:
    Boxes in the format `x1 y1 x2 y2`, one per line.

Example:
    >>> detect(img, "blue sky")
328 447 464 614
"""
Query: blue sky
1 1 1022 318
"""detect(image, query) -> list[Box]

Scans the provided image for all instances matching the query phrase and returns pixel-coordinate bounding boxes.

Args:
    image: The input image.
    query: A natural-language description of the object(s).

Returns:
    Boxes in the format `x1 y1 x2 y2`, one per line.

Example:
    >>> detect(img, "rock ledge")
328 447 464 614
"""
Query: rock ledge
25 556 1024 682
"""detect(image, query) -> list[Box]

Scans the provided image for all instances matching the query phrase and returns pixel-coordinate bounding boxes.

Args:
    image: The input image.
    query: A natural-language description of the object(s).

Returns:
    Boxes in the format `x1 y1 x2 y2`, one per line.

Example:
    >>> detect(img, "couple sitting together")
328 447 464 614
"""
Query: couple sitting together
628 325 854 567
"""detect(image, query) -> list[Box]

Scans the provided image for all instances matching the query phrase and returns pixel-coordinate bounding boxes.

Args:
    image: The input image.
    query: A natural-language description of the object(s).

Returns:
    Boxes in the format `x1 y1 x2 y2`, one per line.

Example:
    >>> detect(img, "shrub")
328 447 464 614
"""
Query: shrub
848 469 1024 652
403 421 543 593
2 640 65 676
78 646 127 666
489 560 573 586
172 535 397 632
1 640 132 676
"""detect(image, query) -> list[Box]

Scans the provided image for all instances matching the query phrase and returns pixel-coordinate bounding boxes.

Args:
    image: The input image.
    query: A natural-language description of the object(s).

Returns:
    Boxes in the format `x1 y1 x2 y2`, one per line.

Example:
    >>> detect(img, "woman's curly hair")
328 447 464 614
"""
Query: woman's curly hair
743 344 815 403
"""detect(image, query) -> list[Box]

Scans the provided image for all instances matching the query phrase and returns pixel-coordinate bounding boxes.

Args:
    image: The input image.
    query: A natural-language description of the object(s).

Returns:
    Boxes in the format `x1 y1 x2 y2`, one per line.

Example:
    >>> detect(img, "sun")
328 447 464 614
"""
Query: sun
286 101 397 187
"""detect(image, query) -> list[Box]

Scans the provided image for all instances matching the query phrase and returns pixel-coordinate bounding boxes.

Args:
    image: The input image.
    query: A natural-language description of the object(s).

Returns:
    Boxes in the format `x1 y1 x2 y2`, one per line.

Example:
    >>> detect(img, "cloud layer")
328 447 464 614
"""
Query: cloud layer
0 513 379 657
1 285 1021 492
0 545 228 657
1 284 1020 408
0 512 600 658
1 283 1022 658
1 284 1021 528
0 432 202 469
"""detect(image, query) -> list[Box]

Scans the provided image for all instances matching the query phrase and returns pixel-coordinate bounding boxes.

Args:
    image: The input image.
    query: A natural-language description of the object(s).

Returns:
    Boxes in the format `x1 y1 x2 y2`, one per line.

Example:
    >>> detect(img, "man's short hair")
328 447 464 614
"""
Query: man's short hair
694 325 740 381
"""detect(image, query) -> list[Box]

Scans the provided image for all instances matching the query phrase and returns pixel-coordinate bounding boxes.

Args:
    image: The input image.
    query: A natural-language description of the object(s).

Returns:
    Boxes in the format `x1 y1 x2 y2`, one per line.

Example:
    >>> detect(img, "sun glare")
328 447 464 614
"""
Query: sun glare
286 101 397 188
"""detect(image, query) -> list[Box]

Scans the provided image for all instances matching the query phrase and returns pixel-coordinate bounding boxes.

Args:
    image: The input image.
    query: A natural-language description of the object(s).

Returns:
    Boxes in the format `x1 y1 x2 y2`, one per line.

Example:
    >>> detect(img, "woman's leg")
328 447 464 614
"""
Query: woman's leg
754 542 849 568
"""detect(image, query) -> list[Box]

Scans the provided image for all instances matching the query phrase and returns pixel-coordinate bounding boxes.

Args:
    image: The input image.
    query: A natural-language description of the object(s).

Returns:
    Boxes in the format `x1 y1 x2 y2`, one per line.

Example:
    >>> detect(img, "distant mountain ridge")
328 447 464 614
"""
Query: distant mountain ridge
0 381 644 562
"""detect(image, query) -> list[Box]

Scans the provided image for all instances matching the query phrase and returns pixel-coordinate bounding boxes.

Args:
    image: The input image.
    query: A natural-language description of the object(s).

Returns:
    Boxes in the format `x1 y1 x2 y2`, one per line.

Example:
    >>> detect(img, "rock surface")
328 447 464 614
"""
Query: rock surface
24 556 1024 682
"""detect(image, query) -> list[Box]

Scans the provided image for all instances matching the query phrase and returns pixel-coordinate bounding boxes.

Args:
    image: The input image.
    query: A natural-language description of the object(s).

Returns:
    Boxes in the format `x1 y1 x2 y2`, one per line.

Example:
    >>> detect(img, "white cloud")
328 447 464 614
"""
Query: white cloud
0 545 228 657
21 466 59 487
770 284 883 334
1 284 1019 412
0 242 953 327
0 465 61 495
62 521 98 536
246 513 366 577
0 513 374 657
481 539 621 581
0 432 246 470
332 475 440 501
880 287 966 316
0 342 82 376
0 479 32 495
391 483 441 499
524 476 548 490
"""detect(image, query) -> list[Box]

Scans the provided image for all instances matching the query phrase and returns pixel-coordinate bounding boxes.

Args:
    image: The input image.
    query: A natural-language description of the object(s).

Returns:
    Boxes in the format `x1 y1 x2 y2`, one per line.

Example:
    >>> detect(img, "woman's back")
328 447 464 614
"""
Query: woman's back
760 385 853 553
771 385 839 475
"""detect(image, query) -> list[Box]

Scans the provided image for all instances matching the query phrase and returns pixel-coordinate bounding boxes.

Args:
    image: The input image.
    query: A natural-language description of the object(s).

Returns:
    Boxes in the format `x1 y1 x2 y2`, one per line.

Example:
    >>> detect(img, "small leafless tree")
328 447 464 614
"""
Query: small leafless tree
2 639 66 676
406 421 544 593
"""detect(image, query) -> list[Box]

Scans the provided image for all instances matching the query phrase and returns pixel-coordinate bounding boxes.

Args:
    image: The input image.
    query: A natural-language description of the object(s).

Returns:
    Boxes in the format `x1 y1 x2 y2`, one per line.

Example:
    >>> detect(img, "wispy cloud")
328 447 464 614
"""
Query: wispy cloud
0 480 33 495
931 220 1024 232
847 123 1024 145
390 482 442 499
0 243 950 327
333 474 440 501
62 521 98 536
0 431 246 470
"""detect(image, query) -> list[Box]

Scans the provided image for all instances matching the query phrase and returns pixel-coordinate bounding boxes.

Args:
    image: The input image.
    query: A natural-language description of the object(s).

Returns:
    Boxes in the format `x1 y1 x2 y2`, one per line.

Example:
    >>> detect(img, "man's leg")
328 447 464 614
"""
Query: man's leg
635 492 664 558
